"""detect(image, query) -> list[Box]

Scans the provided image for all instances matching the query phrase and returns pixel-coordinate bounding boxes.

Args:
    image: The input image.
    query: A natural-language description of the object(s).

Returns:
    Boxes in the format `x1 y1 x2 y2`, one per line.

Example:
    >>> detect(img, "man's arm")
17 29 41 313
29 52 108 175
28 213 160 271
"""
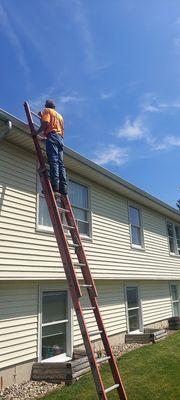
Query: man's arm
36 120 48 134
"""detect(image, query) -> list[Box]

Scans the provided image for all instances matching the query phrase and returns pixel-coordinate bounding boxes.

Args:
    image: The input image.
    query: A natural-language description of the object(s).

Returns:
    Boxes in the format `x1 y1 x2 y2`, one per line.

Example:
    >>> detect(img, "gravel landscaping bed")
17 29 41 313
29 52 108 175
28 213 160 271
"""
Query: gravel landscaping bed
1 331 174 400
0 381 64 400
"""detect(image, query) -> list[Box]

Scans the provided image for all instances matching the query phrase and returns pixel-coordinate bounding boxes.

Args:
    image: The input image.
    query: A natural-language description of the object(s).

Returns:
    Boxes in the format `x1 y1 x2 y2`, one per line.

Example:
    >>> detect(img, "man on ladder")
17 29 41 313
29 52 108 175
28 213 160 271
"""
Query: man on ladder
24 100 127 400
35 99 67 196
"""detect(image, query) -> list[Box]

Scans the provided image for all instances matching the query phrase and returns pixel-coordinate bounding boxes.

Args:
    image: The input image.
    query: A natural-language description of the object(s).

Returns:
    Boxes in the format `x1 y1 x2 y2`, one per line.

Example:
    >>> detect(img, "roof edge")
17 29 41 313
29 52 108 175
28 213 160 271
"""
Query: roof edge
0 107 179 218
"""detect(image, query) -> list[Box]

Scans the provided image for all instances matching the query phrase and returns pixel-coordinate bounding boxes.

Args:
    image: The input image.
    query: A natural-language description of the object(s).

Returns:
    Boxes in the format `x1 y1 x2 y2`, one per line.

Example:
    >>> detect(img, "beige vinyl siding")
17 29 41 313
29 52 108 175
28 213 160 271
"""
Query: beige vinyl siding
89 182 180 280
73 281 127 346
0 279 178 369
0 142 65 280
140 281 173 325
0 280 127 368
0 282 38 369
1 142 180 280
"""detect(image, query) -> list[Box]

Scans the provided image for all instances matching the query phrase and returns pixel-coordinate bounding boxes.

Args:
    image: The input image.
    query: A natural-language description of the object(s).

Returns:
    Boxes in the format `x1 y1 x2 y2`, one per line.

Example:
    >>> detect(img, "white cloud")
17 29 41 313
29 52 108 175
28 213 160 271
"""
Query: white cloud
73 0 95 68
143 104 160 113
100 91 115 100
115 117 146 140
0 4 30 77
175 17 180 25
72 0 111 73
174 37 180 48
30 90 86 112
92 145 129 166
61 95 85 104
142 92 180 114
152 135 180 150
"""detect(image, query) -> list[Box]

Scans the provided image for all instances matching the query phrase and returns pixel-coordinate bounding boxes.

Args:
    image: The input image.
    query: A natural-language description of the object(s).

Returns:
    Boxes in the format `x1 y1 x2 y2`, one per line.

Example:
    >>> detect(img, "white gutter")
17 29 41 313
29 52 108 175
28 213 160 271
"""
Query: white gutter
0 120 12 141
0 107 179 220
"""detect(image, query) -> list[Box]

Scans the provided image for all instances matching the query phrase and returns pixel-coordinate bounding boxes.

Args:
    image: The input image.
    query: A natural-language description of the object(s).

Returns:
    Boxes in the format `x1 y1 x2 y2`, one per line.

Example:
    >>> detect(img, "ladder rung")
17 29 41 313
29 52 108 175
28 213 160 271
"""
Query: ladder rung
82 307 96 311
58 207 70 213
68 243 80 248
80 284 92 288
105 384 119 394
96 356 111 364
38 167 47 174
63 224 75 230
31 110 41 120
89 330 102 337
74 263 86 268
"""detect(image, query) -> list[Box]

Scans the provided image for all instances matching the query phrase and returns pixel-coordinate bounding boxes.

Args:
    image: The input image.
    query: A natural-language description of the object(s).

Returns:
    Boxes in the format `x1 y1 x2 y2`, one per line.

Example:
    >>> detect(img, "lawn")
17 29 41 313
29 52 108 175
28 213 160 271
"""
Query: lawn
40 332 180 400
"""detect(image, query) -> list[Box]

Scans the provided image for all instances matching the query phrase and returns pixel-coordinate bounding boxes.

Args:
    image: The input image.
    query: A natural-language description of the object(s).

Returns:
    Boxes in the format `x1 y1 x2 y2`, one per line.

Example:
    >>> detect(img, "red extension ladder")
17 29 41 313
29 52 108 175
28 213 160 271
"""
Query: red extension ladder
24 101 127 400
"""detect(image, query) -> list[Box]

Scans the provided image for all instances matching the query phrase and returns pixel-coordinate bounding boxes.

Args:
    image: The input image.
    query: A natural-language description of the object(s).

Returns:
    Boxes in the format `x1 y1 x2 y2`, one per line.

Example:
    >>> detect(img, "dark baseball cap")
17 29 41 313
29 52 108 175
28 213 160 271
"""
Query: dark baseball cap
45 99 56 109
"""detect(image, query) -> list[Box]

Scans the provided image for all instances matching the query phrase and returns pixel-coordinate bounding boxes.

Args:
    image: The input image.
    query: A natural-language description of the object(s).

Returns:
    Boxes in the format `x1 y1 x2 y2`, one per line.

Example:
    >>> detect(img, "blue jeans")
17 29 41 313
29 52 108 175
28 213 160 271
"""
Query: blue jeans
46 132 67 193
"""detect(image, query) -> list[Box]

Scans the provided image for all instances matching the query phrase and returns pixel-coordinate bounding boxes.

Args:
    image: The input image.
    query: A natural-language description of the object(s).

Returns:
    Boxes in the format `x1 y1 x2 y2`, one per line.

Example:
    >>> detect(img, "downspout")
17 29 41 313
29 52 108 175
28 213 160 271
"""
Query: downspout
0 120 12 141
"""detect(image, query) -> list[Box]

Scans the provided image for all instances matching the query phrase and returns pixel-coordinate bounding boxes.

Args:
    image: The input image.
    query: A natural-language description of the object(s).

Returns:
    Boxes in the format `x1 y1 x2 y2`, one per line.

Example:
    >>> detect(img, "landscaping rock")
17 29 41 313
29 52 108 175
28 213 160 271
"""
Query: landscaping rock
1 380 64 400
1 330 175 399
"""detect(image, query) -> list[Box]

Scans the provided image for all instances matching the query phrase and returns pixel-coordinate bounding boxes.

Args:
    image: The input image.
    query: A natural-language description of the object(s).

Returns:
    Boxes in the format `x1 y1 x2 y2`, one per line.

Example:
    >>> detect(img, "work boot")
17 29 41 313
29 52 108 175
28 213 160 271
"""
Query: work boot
59 184 67 196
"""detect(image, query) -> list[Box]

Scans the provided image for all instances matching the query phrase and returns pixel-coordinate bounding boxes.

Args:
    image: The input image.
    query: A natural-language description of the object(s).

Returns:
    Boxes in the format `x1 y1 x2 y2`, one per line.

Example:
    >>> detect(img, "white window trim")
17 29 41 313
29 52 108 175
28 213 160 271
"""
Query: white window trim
167 220 180 257
68 176 92 240
124 284 143 333
38 284 73 362
36 171 92 240
128 202 145 250
170 283 180 317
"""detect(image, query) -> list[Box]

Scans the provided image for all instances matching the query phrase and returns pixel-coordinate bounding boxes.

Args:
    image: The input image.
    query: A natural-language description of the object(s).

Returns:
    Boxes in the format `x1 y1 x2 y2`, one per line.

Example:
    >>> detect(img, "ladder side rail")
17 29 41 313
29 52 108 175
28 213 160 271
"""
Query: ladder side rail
89 296 127 400
74 298 109 400
62 195 98 296
24 102 109 400
63 194 127 399
24 102 81 298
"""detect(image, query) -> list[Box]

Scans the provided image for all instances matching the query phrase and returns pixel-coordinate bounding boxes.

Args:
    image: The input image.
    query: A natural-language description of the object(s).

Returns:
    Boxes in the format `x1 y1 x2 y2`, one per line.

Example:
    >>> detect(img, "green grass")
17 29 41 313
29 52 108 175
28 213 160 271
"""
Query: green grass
40 332 180 400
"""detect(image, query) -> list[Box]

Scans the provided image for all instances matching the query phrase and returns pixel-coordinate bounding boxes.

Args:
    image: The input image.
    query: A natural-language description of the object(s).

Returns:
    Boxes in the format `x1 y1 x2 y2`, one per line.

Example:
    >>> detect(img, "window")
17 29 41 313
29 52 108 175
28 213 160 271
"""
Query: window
41 291 69 360
69 180 90 236
167 222 180 255
37 175 90 236
170 285 179 317
129 206 143 248
126 286 142 332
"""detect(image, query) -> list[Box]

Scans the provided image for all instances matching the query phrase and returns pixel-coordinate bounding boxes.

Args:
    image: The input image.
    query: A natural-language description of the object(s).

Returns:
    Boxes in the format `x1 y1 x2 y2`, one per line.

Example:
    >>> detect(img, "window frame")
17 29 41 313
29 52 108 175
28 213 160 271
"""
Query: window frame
170 283 180 317
167 220 180 256
125 284 143 333
68 177 92 239
36 170 92 239
38 284 73 362
128 203 144 250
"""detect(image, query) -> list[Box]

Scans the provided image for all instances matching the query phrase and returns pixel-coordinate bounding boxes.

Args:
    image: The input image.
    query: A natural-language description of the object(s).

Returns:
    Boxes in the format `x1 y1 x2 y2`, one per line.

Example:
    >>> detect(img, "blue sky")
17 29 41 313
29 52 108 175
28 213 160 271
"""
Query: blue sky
1 1 180 207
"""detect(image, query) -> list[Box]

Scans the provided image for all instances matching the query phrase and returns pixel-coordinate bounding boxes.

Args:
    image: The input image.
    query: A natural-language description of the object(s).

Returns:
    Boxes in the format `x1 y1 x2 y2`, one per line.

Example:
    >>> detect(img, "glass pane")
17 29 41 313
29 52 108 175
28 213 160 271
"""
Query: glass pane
173 302 179 317
128 309 140 332
78 221 89 235
39 197 52 227
129 207 140 226
169 237 175 253
131 226 141 246
167 223 174 238
177 239 180 250
171 285 178 301
42 322 66 337
42 291 67 324
42 323 66 359
69 180 88 209
73 207 87 221
127 287 139 309
175 225 180 239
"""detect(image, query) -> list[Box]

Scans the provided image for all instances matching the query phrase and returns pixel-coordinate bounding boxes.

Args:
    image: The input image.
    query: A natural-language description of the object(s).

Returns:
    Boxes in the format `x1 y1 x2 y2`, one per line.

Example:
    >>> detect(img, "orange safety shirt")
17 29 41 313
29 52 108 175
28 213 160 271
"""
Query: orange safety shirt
41 108 64 138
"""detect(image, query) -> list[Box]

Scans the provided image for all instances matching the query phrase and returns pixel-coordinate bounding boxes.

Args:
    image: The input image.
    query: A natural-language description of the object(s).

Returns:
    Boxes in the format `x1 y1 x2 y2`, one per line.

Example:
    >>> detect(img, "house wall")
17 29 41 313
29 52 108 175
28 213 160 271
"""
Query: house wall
0 279 176 384
1 141 180 281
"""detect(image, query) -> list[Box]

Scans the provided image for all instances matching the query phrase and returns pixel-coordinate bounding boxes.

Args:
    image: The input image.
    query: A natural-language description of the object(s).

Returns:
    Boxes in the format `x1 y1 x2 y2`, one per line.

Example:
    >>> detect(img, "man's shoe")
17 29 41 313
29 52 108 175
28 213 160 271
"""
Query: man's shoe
53 191 61 199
